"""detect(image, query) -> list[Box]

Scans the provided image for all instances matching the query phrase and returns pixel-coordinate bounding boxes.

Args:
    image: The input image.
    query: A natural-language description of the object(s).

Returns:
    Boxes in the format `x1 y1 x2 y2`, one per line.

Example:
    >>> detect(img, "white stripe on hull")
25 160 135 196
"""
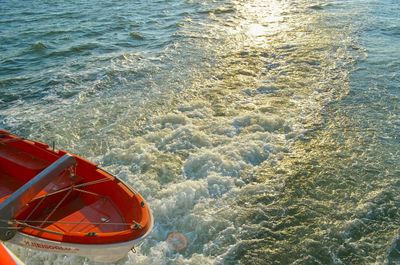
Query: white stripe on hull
8 213 153 263
9 232 140 262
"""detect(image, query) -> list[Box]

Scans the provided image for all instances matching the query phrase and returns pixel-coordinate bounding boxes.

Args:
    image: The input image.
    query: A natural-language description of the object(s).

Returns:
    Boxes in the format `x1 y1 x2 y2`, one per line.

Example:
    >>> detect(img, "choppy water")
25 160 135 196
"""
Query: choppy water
1 0 399 264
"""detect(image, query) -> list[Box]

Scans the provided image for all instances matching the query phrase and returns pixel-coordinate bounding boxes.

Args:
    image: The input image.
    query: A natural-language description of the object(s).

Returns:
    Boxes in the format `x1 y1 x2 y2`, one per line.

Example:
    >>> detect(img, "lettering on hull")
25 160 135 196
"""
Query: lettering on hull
22 240 79 253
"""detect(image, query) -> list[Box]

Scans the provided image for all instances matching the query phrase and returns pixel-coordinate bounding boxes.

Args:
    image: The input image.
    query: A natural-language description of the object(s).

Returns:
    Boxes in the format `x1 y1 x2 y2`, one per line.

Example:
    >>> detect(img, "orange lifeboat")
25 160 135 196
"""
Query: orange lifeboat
0 130 153 262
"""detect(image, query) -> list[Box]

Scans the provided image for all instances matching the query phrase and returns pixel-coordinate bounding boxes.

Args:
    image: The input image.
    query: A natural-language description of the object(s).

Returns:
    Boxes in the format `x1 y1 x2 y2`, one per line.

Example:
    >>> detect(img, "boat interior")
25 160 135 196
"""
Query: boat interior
0 131 150 244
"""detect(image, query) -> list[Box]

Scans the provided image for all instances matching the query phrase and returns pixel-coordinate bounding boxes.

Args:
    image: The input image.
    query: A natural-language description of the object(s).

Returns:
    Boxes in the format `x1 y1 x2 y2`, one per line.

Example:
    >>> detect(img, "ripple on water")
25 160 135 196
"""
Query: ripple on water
2 0 398 264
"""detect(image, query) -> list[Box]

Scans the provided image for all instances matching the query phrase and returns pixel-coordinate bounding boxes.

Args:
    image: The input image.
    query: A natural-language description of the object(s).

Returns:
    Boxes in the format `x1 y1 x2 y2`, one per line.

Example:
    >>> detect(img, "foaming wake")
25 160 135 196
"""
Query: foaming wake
1 0 365 264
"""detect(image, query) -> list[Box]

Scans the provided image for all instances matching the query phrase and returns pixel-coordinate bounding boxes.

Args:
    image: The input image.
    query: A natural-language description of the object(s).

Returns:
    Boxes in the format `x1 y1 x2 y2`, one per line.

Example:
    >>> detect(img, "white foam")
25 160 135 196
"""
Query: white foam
1 0 358 263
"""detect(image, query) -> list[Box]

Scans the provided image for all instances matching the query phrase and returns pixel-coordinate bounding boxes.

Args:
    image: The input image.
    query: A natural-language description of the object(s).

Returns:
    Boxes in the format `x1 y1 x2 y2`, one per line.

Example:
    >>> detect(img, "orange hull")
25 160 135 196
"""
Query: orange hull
0 130 152 260
0 243 24 265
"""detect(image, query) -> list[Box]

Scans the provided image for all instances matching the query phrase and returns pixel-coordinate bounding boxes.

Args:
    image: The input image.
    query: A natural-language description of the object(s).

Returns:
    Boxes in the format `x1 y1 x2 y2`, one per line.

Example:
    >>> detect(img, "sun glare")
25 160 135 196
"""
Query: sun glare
248 24 267 37
244 0 286 40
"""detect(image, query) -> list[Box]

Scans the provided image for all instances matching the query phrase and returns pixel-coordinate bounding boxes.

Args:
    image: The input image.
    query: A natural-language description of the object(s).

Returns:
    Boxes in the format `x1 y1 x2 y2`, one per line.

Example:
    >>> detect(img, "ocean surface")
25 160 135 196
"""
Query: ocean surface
1 0 399 264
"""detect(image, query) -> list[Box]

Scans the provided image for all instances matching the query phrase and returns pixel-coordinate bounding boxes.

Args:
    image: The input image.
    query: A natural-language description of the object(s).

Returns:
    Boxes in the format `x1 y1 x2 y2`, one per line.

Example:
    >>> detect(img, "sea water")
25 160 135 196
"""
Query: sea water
1 0 399 264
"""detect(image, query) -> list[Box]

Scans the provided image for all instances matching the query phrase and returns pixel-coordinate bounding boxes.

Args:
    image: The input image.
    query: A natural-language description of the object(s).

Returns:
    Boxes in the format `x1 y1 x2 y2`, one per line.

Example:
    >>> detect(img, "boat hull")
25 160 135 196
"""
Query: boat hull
0 130 154 262
9 216 153 263
0 243 25 265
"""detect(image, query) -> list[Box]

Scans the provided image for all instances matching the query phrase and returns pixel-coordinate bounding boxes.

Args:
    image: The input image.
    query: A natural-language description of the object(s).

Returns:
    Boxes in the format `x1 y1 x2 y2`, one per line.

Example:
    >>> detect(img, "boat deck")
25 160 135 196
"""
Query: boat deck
0 130 152 246
41 196 127 234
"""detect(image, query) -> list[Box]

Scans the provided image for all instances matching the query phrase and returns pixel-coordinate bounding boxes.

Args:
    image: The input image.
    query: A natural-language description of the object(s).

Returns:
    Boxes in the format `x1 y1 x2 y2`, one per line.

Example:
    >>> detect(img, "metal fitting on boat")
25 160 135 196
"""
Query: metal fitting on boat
0 225 16 241
131 222 142 230
86 232 97 237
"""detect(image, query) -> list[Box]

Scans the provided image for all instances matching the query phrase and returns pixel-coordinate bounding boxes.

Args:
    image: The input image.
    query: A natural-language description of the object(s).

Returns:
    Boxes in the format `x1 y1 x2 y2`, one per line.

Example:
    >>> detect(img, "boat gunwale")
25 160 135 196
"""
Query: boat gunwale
0 130 153 245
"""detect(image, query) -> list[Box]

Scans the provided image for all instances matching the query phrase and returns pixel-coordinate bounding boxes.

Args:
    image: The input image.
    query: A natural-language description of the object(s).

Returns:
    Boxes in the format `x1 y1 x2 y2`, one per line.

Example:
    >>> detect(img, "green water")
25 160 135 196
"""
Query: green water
1 0 399 264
